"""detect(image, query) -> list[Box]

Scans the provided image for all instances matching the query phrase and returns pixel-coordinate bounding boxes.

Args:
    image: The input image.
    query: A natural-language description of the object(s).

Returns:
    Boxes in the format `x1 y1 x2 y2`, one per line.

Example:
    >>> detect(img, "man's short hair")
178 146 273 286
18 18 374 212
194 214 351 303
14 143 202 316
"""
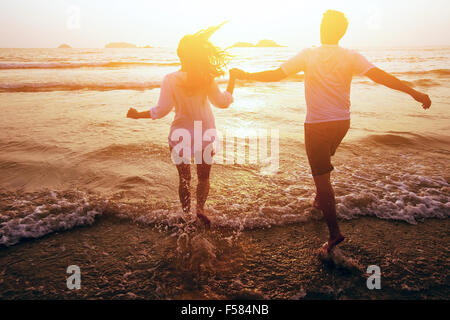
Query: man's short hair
321 10 349 44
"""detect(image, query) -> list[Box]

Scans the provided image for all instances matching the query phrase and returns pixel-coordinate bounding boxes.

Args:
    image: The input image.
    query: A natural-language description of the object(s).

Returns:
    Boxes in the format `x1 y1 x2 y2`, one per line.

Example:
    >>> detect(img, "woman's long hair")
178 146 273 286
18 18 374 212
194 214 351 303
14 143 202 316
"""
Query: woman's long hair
177 22 229 94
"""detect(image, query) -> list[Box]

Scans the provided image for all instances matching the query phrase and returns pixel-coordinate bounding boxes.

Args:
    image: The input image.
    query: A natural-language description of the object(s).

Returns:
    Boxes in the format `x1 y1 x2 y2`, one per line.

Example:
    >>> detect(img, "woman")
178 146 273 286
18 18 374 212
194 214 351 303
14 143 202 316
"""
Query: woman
127 23 237 226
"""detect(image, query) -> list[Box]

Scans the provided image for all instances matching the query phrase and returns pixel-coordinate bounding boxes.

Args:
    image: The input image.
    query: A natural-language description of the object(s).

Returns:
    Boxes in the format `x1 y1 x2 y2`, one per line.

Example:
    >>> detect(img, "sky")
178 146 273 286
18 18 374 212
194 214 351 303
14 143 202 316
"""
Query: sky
0 0 449 48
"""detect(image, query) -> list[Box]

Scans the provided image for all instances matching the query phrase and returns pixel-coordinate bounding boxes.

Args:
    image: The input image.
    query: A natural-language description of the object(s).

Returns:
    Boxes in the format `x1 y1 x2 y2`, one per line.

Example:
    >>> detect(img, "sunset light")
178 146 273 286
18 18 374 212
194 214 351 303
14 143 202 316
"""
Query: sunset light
0 0 449 48
0 0 449 310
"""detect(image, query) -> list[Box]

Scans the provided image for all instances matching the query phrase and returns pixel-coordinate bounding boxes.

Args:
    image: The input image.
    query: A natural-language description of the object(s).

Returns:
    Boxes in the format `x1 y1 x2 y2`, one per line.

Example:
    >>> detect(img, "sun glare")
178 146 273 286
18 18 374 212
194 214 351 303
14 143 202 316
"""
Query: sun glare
0 0 448 48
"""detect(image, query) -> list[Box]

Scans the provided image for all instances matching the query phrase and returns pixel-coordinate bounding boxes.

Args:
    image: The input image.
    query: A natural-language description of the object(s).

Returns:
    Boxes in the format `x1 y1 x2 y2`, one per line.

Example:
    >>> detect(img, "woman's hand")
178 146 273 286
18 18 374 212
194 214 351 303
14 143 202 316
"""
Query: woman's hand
127 107 140 119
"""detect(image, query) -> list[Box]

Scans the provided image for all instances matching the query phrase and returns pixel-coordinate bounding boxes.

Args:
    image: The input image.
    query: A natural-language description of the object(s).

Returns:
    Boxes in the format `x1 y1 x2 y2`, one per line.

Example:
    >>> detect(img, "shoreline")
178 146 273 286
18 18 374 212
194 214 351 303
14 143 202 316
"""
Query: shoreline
0 216 448 300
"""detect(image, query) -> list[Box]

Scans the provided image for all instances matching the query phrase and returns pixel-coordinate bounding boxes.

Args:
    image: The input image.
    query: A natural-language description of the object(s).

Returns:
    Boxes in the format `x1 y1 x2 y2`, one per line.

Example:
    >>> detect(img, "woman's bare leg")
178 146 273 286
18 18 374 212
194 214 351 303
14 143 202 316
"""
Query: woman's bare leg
196 162 212 226
176 163 191 213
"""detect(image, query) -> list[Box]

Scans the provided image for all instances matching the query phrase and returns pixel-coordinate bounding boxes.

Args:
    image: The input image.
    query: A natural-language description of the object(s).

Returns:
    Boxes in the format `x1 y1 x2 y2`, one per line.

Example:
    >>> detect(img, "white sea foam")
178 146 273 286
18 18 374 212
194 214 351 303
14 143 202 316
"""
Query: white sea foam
0 191 103 247
335 174 450 224
1 170 448 247
131 174 449 230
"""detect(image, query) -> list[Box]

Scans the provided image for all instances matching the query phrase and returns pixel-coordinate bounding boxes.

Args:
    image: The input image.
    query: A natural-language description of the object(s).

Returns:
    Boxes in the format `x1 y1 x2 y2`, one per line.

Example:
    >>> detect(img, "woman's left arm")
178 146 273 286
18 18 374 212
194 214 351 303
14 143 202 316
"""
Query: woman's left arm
208 79 234 109
227 70 237 95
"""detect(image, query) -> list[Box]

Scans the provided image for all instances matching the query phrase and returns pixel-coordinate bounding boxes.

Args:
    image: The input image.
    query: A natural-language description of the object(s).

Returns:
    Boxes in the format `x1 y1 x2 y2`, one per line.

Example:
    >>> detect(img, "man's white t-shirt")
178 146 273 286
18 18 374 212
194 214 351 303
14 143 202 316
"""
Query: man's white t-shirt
281 45 375 124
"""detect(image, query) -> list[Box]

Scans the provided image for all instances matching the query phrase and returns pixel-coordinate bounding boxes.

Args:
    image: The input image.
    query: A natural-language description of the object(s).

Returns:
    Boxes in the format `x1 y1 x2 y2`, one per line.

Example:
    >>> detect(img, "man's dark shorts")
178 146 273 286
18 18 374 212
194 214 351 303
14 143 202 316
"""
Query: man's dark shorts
304 120 350 177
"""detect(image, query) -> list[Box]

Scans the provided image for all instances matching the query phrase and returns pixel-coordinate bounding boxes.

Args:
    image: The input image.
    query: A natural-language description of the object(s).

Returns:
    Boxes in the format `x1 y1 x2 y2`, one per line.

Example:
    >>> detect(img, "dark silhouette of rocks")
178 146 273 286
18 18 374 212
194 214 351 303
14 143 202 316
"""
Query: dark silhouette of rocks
231 40 284 48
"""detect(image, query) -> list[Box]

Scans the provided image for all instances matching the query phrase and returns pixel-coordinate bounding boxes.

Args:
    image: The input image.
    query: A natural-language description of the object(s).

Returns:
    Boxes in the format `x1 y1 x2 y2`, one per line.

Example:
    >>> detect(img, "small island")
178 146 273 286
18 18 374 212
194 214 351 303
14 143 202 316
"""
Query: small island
255 40 284 47
231 42 255 48
231 40 285 48
58 44 72 49
105 42 137 48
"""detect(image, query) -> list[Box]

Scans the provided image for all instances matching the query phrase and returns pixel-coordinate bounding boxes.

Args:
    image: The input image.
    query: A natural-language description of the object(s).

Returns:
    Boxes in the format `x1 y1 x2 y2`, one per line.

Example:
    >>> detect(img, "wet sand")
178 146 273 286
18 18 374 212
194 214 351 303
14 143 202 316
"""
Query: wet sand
1 216 448 300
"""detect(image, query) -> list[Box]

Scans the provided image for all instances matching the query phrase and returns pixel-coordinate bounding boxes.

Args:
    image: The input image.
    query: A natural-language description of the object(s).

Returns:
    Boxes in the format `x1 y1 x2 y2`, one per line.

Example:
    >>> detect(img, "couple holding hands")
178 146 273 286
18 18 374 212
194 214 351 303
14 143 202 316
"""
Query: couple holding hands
127 10 431 253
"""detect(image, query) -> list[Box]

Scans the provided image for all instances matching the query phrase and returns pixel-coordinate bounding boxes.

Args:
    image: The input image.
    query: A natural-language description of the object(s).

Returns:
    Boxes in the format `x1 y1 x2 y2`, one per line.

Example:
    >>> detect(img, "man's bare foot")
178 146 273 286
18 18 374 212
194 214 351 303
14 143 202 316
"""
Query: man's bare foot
319 235 345 254
313 195 321 210
196 208 211 227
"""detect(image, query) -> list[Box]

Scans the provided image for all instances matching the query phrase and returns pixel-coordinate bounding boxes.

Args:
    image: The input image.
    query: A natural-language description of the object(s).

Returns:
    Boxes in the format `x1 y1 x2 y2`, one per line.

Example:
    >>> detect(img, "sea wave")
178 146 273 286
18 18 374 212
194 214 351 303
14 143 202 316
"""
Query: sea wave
0 81 161 92
393 69 450 77
82 142 169 161
0 190 104 247
1 68 447 93
0 61 180 70
0 139 70 153
360 132 450 148
1 167 449 247
357 78 442 88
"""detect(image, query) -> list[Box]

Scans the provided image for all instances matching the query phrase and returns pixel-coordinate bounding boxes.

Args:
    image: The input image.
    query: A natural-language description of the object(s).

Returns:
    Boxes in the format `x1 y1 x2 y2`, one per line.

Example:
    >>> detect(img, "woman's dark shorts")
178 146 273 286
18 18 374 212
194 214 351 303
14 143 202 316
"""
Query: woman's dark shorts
304 120 350 177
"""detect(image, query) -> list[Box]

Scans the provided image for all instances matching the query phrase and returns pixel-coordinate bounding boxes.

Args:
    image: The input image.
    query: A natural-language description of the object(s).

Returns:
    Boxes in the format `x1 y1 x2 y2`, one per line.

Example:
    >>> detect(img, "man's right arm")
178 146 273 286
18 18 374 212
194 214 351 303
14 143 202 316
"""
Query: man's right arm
233 68 287 82
365 67 431 109
234 49 306 83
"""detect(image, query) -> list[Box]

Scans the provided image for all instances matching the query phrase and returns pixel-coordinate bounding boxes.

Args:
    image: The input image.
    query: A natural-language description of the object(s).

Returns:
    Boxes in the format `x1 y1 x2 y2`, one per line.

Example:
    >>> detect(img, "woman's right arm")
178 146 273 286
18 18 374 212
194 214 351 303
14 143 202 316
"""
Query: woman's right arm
127 75 174 119
127 108 150 119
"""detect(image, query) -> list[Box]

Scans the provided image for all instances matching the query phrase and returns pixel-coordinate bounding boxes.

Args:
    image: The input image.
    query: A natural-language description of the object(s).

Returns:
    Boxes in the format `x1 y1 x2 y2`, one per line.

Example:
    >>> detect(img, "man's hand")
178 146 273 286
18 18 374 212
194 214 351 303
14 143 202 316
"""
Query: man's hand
230 68 247 80
127 107 140 119
412 91 432 110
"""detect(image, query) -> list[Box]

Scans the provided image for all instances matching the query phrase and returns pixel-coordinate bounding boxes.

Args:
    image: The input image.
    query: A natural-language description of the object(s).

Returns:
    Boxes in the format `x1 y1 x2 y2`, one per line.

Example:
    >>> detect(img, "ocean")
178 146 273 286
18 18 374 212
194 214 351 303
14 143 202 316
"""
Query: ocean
0 46 449 246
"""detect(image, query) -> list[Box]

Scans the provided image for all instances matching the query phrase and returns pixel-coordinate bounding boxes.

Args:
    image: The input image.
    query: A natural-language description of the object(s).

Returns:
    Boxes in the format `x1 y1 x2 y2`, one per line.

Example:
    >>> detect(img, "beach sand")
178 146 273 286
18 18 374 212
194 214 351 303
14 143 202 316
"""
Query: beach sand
1 215 448 300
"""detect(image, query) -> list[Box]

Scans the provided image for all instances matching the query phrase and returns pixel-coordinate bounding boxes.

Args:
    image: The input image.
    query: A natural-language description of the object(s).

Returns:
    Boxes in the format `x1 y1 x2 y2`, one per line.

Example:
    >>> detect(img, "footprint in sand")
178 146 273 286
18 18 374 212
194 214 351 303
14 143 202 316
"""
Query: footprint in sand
318 245 362 272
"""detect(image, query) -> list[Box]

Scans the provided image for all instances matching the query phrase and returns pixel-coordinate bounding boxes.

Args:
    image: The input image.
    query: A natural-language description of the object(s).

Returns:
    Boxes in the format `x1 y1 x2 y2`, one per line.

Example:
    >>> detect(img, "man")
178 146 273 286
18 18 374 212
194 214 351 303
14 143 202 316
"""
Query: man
233 10 431 253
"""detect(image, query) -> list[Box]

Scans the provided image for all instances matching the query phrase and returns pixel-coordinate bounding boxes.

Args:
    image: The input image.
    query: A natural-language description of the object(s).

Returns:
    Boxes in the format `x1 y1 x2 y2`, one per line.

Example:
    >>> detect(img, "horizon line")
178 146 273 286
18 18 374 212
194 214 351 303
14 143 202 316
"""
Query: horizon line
1 44 450 50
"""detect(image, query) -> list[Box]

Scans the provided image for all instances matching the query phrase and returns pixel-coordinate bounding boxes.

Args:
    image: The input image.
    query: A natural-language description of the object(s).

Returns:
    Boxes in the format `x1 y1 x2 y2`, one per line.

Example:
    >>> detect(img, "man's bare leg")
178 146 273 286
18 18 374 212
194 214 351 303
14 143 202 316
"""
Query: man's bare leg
313 195 321 210
313 172 345 252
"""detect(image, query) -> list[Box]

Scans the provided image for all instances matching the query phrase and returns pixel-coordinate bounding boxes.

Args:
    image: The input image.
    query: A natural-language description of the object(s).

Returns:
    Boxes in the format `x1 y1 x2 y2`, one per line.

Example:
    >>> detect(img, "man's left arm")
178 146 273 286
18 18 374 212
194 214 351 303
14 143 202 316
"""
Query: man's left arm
365 68 431 109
